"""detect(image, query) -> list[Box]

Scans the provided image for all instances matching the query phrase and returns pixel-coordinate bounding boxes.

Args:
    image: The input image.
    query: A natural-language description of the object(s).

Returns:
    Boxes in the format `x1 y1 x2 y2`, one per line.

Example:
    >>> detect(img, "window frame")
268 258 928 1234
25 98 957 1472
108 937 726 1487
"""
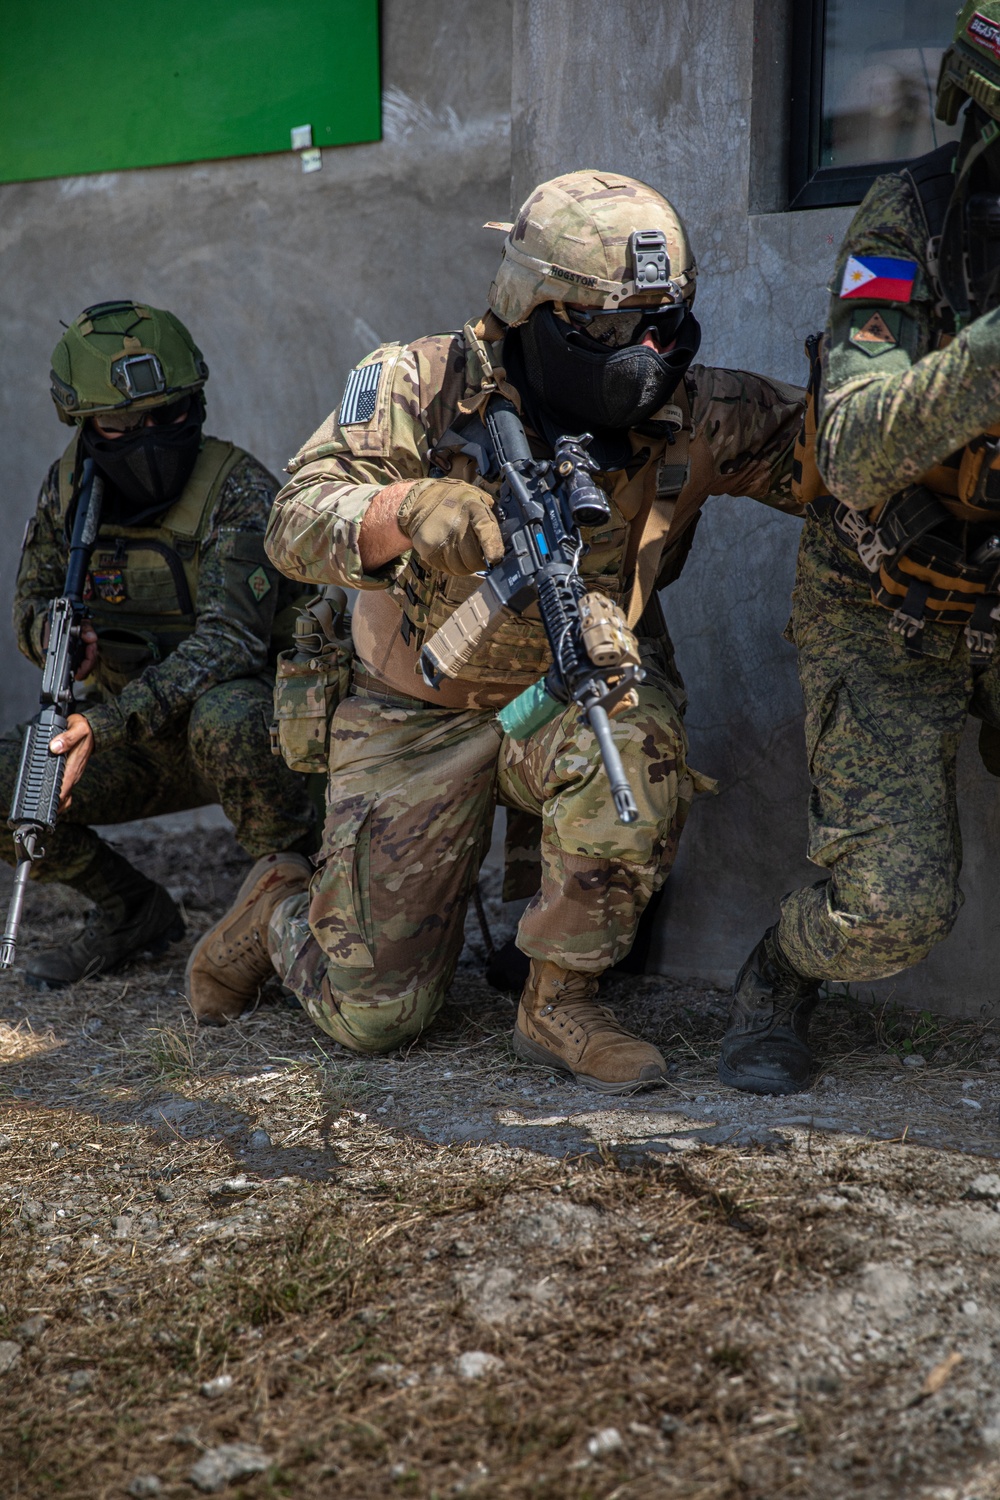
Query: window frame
789 0 942 210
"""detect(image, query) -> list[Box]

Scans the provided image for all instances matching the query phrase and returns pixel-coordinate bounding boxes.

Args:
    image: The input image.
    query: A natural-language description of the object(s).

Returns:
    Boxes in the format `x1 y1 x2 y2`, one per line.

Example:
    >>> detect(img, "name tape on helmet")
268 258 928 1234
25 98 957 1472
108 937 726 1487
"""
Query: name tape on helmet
969 11 1000 63
340 361 382 426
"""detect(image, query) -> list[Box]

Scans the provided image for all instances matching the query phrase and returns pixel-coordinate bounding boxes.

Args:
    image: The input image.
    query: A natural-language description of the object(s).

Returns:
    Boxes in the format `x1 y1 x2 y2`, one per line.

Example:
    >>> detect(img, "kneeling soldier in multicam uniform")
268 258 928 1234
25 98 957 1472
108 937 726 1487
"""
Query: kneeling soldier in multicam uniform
5 301 316 987
720 2 1000 1095
188 171 804 1092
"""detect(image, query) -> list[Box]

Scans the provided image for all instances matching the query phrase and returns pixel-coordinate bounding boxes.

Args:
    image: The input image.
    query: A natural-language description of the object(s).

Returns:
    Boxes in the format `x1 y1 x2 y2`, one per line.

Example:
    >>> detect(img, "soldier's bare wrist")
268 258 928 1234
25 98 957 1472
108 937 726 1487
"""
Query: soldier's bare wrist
358 481 416 570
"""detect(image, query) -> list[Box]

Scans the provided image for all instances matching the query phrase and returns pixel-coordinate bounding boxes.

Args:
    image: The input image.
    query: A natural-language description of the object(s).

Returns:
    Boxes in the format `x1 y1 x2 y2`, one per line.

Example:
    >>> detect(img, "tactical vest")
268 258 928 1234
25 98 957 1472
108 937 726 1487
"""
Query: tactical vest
346 321 679 693
56 430 243 693
794 143 1000 659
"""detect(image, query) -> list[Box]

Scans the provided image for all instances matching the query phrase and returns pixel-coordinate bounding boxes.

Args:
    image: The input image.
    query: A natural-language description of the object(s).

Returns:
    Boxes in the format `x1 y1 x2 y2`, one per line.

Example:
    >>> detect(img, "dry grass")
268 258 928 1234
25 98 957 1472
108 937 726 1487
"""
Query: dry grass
0 825 998 1499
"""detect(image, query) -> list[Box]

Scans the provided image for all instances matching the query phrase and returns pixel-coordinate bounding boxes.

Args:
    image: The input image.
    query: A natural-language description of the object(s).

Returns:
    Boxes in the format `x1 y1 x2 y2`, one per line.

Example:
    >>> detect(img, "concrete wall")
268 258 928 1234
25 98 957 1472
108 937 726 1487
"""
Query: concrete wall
1 0 995 1016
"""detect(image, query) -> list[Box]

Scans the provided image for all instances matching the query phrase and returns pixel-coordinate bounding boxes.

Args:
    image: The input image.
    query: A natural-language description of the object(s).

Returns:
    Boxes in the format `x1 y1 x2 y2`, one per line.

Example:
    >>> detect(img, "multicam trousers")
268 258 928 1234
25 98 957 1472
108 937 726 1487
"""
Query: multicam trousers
0 677 316 881
775 512 1000 983
269 663 695 1053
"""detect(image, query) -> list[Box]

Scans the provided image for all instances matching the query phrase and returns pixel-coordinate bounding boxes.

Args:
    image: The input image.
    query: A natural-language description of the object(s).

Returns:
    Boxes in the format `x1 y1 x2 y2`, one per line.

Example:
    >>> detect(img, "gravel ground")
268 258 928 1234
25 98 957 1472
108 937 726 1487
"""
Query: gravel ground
0 817 998 1499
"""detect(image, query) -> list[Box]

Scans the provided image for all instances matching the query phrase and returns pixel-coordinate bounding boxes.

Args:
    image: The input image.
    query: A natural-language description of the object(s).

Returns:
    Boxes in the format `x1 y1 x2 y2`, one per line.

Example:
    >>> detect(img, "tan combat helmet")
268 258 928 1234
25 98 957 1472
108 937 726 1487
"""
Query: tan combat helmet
487 170 697 328
50 300 209 425
938 2 1000 125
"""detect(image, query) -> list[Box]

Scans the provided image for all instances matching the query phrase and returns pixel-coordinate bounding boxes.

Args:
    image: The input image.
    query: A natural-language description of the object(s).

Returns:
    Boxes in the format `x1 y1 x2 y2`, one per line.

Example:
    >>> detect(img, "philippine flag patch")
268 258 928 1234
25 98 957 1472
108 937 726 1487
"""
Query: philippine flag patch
839 254 917 302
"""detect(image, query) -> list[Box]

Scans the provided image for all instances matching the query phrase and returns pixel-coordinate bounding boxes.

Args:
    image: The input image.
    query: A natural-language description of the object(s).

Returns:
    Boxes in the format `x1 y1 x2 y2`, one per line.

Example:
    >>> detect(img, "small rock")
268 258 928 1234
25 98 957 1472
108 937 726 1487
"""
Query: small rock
200 1373 234 1399
189 1443 269 1493
209 1177 251 1198
155 1185 175 1203
66 1368 95 1393
0 1134 12 1151
14 1315 46 1343
961 1299 980 1316
0 1342 22 1374
967 1173 1000 1201
450 1240 475 1259
903 1054 926 1068
660 1413 684 1436
586 1427 624 1458
127 1477 162 1498
247 1130 271 1151
113 1215 134 1239
21 1200 45 1222
456 1351 503 1381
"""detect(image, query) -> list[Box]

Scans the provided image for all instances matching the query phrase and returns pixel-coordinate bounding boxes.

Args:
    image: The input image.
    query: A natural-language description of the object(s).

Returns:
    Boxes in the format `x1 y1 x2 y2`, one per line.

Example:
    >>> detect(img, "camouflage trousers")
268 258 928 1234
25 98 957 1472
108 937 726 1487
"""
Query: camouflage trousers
269 667 694 1054
775 513 1000 983
0 677 316 883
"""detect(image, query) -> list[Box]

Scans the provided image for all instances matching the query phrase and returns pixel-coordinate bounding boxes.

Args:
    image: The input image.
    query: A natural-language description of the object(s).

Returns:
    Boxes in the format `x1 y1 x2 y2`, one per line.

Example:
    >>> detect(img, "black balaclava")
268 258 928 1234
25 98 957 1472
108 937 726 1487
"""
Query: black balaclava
513 302 701 439
939 104 1000 320
81 398 204 525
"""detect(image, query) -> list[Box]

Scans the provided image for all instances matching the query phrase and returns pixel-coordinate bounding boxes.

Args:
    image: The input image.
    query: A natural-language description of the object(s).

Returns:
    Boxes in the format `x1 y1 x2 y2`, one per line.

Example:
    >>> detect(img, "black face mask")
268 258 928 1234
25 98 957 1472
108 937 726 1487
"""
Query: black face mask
81 403 203 522
517 303 701 432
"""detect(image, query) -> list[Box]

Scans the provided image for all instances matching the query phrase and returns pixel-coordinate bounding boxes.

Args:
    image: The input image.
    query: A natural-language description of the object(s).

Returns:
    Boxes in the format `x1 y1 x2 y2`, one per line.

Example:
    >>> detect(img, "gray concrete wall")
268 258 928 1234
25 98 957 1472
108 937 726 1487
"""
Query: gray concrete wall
0 0 512 719
509 0 999 1018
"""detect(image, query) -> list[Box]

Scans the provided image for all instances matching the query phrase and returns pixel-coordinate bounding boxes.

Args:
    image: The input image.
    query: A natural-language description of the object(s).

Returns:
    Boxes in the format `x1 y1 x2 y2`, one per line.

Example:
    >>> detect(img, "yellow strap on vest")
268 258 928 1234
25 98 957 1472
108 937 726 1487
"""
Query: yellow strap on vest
625 386 693 628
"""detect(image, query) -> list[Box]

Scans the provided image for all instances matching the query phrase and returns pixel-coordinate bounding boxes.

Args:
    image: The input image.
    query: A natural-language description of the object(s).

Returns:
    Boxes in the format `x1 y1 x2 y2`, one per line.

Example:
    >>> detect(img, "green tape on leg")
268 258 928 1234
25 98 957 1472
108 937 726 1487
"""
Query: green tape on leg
497 679 563 740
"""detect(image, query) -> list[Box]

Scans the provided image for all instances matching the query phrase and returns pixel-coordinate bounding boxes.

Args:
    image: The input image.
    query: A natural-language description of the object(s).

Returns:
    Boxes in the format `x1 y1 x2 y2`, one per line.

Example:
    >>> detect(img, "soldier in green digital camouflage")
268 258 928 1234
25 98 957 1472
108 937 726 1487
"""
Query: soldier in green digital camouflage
718 0 1000 1095
3 300 316 987
187 170 805 1093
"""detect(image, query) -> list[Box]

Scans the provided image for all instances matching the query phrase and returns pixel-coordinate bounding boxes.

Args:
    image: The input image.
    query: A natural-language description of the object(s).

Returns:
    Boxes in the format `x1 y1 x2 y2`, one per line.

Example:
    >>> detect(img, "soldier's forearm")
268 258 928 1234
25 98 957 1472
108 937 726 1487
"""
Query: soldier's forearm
818 309 1000 508
357 480 415 570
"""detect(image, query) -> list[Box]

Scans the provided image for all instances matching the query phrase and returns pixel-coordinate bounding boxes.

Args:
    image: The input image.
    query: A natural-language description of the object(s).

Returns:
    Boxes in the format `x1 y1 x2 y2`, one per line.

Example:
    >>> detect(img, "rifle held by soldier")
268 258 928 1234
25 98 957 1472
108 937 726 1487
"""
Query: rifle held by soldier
1 460 104 969
419 396 643 824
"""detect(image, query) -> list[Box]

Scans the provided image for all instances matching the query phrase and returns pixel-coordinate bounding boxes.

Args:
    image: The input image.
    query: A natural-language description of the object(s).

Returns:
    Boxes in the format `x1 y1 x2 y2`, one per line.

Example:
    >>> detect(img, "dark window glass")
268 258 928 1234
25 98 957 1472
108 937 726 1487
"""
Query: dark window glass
791 0 962 209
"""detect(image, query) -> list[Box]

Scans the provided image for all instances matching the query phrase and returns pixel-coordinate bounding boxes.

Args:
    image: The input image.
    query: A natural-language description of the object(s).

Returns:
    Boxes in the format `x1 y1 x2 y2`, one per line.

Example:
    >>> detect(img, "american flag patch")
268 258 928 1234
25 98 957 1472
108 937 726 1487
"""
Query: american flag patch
339 361 382 425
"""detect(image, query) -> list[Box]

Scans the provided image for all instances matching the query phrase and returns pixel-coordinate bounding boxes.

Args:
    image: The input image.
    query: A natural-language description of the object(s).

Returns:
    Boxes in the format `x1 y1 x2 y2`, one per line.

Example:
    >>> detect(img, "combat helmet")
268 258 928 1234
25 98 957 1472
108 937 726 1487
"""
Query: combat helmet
488 170 697 328
937 2 1000 125
50 300 209 425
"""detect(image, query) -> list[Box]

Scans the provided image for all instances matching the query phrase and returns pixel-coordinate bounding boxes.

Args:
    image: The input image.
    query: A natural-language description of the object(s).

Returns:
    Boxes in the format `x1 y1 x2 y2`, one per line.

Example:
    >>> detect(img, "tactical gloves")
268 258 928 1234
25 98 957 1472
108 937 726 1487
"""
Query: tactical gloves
397 477 503 576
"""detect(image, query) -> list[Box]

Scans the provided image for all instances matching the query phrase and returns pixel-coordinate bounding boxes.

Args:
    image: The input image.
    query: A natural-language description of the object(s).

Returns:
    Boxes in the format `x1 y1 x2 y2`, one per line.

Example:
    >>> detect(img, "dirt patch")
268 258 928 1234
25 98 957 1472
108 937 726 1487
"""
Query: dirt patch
0 822 999 1499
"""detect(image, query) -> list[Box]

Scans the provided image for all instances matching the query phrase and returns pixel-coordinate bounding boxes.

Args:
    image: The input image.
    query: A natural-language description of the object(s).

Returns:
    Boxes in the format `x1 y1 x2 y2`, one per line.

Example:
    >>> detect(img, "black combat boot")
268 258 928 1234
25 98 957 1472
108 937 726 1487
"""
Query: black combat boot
25 843 185 989
717 927 820 1095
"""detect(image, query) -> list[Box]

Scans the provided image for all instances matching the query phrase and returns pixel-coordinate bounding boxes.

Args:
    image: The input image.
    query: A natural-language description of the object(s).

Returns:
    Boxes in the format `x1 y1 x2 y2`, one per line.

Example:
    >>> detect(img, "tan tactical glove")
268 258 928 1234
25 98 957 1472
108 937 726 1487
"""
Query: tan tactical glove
397 477 503 576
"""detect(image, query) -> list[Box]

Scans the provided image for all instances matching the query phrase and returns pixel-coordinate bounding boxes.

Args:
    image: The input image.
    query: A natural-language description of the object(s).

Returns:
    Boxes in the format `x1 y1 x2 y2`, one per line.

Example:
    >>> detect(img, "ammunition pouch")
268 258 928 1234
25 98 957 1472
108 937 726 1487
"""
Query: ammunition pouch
824 487 1000 660
270 588 353 773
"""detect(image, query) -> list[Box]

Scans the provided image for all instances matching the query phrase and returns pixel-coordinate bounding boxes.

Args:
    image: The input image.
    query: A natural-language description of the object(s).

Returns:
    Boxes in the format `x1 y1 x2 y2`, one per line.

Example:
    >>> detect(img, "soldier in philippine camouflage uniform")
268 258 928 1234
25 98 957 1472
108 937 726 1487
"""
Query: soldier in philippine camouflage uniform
188 171 804 1093
718 1 1000 1095
4 301 316 987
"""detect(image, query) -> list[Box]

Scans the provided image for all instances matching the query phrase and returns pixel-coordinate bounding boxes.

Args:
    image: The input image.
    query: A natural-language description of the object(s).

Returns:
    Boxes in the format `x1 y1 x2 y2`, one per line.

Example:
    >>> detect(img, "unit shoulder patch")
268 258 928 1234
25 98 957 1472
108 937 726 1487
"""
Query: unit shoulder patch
246 565 271 603
340 361 383 426
849 308 902 357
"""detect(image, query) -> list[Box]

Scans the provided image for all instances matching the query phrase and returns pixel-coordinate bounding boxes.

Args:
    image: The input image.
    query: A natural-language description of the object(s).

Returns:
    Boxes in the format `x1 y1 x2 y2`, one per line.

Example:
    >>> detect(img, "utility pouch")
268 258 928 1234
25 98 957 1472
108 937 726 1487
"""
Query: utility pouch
271 587 352 773
957 423 1000 508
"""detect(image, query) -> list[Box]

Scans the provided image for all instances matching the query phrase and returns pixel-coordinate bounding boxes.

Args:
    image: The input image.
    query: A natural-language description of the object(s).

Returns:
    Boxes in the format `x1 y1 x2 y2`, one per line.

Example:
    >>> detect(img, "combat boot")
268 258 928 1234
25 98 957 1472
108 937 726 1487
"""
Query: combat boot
185 852 312 1025
513 958 667 1094
718 927 820 1095
26 843 184 989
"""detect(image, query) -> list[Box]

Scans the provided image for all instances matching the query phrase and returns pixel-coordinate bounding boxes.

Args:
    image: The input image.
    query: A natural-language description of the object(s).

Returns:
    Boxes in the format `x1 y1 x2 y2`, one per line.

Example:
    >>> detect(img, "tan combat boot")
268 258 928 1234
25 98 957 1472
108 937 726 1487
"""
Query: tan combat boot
513 958 667 1094
185 852 312 1025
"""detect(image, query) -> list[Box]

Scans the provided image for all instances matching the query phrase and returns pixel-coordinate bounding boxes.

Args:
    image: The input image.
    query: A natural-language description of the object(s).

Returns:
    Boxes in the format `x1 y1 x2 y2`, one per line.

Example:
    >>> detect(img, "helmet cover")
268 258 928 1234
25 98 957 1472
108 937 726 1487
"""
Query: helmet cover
50 300 209 425
488 170 697 328
938 2 1000 125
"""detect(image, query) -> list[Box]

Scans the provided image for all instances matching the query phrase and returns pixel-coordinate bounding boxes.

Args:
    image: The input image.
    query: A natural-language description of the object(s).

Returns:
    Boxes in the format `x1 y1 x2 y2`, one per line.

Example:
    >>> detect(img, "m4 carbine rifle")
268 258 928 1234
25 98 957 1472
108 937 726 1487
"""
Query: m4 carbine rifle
1 460 104 969
419 396 643 824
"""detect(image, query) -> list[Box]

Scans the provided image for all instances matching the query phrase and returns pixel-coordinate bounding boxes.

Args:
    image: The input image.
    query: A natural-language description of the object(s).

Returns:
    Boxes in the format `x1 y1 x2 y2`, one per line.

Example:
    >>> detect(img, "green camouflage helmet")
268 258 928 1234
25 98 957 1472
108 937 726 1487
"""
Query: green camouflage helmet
49 300 209 425
937 2 1000 125
487 170 697 328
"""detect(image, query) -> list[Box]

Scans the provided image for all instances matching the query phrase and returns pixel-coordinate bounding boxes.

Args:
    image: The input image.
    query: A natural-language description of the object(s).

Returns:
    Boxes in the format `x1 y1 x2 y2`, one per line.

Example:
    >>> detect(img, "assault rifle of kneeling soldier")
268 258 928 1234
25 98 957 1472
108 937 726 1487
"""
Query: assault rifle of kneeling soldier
187 170 805 1094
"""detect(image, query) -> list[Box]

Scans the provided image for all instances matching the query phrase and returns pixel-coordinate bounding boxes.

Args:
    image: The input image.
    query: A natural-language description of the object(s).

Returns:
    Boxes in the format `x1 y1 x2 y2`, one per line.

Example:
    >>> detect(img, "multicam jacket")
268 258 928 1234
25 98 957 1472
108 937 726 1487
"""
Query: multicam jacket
14 433 301 752
266 320 805 709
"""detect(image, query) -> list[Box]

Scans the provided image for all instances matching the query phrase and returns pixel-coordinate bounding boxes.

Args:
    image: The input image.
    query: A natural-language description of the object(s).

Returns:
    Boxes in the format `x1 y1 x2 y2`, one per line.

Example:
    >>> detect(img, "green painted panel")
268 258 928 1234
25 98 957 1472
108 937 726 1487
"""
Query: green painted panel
0 1 381 185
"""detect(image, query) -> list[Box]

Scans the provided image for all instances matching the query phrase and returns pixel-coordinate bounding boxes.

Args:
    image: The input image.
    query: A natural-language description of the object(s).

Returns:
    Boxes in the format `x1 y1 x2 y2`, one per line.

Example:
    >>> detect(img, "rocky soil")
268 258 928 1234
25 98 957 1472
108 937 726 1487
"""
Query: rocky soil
0 817 998 1499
